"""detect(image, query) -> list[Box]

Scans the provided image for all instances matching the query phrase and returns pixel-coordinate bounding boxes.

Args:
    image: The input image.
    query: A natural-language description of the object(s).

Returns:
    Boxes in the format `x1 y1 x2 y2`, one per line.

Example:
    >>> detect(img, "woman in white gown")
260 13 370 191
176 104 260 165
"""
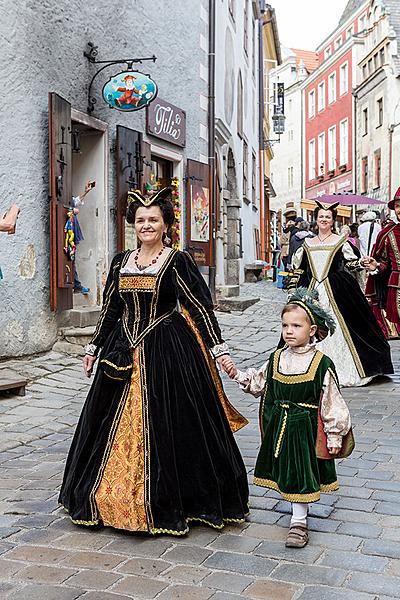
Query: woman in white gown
289 203 393 387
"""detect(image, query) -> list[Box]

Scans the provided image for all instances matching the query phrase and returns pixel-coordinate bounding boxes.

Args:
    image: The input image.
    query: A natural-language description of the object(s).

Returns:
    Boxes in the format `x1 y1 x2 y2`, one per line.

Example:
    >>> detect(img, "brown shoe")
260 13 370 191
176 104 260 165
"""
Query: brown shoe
285 522 309 548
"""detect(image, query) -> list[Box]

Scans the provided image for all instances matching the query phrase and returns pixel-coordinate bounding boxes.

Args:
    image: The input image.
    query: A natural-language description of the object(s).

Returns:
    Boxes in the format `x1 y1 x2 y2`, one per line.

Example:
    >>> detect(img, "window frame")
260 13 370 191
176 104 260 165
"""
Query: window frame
308 89 316 119
328 72 336 104
308 138 316 181
340 62 348 96
328 126 336 171
339 118 348 166
318 81 326 112
318 132 325 175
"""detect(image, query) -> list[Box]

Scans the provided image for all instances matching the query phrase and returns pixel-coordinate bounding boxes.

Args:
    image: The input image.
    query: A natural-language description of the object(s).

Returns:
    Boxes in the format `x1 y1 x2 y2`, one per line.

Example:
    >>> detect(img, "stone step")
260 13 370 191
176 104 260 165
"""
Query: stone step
59 326 95 346
63 306 101 328
217 296 260 313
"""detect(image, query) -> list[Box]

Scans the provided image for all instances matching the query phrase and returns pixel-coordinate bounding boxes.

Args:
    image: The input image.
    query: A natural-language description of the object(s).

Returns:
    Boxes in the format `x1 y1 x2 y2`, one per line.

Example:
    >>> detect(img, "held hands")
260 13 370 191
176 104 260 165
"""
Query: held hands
360 256 379 271
83 354 97 378
216 355 238 378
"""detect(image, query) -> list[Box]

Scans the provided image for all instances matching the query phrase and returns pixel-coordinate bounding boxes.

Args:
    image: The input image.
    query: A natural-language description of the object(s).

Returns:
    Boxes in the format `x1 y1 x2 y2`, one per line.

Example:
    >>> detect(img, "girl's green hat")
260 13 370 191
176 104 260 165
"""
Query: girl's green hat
287 287 336 341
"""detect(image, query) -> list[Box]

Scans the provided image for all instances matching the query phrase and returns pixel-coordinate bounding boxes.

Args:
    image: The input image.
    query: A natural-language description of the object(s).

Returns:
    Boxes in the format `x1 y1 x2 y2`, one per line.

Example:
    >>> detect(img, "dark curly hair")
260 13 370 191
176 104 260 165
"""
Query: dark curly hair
126 197 175 230
313 205 338 221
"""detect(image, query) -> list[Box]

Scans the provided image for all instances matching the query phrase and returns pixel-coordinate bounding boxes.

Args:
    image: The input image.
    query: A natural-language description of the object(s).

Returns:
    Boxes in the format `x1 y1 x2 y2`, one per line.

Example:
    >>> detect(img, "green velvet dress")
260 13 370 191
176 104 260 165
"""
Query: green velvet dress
254 348 339 503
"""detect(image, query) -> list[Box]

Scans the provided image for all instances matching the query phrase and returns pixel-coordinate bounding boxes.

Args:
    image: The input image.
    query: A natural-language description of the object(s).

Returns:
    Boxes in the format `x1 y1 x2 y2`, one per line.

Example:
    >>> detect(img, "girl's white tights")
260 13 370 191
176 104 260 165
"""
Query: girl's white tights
291 502 308 526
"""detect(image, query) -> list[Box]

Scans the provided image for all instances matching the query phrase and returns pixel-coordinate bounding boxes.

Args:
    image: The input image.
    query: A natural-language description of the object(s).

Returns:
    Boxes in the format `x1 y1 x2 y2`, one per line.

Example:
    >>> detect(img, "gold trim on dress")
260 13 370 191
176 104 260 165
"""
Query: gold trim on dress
94 348 148 532
323 278 365 377
119 275 157 291
272 348 323 384
181 306 248 433
253 477 339 502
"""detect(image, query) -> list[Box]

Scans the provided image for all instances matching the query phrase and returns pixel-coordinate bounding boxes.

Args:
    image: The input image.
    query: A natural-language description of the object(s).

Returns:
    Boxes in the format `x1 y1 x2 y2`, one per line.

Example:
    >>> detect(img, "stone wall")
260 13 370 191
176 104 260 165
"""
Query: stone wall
0 0 207 358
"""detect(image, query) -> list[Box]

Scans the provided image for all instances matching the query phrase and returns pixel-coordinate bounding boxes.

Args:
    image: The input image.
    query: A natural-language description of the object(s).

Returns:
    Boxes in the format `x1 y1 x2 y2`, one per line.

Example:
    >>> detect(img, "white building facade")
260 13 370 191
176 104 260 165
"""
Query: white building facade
214 0 262 294
269 48 315 219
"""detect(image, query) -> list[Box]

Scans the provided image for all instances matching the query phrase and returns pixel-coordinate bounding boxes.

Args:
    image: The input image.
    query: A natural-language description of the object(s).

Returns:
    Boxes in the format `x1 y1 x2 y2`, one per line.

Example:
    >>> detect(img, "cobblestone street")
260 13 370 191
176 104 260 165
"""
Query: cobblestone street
1 280 400 600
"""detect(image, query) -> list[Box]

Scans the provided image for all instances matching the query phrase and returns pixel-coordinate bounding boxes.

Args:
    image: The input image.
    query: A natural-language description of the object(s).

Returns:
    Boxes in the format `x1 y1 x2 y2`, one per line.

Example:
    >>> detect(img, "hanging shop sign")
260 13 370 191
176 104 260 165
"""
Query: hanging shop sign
146 98 186 147
103 71 158 112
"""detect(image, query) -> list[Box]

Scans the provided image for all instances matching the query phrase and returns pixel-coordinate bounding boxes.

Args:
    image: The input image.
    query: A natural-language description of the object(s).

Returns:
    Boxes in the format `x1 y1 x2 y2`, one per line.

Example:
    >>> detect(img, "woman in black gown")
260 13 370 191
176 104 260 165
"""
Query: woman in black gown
59 188 249 535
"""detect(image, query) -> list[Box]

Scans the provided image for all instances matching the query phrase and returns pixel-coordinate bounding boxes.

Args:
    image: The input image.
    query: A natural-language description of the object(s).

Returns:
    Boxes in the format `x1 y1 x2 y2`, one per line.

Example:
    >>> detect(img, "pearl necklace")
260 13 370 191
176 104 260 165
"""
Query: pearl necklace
134 246 164 271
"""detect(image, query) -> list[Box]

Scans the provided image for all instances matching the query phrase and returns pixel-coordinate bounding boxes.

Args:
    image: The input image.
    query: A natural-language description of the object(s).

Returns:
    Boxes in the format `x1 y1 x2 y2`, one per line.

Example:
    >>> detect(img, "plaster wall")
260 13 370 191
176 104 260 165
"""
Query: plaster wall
0 0 207 358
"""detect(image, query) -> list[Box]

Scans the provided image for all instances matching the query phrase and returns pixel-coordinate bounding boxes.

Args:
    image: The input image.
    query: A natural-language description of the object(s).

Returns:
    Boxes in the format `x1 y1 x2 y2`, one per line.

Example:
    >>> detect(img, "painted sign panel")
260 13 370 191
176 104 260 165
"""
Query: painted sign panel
147 98 186 147
190 184 210 242
103 71 157 112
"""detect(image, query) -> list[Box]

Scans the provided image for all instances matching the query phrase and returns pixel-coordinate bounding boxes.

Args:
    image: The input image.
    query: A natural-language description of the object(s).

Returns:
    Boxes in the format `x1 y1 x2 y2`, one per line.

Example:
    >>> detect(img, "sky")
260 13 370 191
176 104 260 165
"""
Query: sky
273 0 351 51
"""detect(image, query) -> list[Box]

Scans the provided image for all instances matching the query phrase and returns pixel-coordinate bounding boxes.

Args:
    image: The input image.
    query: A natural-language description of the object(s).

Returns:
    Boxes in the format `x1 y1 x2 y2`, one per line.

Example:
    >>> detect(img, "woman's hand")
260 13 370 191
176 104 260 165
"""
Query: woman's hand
83 354 97 378
328 446 340 455
217 355 238 378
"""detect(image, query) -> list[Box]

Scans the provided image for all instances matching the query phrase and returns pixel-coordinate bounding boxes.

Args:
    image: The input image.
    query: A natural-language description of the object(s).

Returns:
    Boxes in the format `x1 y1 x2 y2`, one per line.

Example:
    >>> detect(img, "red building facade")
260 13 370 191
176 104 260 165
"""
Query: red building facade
303 1 370 200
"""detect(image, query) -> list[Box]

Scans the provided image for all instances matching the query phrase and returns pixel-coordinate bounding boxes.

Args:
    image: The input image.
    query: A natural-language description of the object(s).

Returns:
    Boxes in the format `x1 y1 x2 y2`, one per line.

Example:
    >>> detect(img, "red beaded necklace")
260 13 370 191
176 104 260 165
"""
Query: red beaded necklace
134 246 164 271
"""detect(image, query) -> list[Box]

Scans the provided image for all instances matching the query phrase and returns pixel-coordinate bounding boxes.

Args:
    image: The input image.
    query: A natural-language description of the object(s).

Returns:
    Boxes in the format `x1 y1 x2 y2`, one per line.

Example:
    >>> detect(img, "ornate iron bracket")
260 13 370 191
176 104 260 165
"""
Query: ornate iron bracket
84 42 157 114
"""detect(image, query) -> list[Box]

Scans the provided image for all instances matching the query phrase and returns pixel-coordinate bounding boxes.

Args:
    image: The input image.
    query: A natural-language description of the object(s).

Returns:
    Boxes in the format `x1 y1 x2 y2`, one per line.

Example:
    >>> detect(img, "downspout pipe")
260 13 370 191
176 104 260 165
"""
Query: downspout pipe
208 0 216 299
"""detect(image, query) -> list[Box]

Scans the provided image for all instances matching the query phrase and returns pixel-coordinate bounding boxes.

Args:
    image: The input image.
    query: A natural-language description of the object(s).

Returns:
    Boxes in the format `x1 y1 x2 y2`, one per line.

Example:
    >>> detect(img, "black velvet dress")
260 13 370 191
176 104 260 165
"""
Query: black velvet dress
59 249 249 535
289 236 393 386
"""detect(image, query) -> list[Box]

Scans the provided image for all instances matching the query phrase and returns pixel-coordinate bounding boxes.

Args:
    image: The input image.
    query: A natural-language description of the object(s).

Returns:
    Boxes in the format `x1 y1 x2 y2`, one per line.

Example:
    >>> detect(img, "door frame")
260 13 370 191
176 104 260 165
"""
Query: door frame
71 109 110 269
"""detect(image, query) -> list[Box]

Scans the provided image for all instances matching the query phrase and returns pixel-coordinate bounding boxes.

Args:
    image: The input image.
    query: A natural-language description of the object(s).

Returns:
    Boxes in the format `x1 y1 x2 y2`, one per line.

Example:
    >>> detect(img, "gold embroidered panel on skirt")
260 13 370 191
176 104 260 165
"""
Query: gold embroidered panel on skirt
95 348 148 531
119 274 156 292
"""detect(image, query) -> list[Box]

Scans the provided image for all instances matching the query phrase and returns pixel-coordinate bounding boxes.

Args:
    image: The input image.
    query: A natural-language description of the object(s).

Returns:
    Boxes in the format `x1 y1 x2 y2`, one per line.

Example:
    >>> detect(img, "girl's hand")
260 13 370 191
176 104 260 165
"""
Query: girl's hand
328 446 340 455
83 354 97 378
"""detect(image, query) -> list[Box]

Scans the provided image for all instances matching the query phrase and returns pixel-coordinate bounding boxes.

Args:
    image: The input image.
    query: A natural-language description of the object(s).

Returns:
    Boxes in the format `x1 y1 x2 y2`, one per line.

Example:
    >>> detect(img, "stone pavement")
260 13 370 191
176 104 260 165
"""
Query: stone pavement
0 280 400 600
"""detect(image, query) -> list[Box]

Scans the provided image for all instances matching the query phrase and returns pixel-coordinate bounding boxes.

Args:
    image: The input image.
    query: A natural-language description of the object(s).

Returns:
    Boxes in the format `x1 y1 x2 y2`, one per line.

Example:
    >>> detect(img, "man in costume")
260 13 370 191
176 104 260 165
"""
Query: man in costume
114 75 140 108
364 189 400 338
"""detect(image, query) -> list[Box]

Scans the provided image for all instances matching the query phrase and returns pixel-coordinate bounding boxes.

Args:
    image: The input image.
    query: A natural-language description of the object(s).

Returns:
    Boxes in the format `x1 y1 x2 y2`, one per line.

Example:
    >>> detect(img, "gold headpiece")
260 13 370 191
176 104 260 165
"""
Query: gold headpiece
315 200 340 211
127 187 172 207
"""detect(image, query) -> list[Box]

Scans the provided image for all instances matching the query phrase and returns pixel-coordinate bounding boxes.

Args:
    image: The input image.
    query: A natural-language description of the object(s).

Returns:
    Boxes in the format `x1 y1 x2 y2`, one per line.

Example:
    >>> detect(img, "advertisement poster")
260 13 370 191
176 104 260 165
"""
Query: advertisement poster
190 184 210 242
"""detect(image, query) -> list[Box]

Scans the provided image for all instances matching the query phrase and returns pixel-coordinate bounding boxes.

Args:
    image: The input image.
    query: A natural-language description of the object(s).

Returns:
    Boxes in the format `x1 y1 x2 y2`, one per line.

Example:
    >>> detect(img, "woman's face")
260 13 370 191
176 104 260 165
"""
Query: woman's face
317 209 334 232
134 205 166 245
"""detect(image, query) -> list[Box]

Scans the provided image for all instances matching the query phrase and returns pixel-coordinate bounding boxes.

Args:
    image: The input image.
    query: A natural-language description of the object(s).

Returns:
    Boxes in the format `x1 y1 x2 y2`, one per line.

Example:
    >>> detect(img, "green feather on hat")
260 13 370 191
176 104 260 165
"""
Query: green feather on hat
287 287 336 341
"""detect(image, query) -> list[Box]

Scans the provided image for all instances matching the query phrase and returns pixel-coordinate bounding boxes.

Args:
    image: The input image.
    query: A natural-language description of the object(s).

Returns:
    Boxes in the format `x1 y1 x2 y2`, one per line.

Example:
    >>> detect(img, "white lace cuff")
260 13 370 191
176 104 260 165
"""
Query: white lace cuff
210 342 230 358
326 433 342 449
84 343 98 356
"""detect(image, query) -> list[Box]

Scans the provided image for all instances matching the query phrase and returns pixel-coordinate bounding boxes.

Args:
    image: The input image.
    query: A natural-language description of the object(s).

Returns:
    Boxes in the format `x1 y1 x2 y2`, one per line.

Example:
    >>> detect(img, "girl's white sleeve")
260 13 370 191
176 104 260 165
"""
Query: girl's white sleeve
234 360 269 397
321 369 351 448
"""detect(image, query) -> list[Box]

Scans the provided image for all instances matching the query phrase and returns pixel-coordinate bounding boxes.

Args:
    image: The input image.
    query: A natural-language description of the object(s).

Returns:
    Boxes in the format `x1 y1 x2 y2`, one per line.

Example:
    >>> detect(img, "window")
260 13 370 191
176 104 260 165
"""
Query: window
325 47 331 60
380 47 385 66
318 81 325 111
359 14 366 31
328 72 336 104
340 119 348 166
328 126 336 171
335 36 342 50
346 26 354 39
287 166 294 189
374 150 381 188
363 107 368 135
308 139 316 181
340 62 348 95
374 53 379 70
318 132 325 174
243 140 248 198
308 90 316 118
361 157 368 193
362 64 367 79
237 71 243 137
368 58 373 73
252 151 257 204
244 0 249 55
377 98 383 127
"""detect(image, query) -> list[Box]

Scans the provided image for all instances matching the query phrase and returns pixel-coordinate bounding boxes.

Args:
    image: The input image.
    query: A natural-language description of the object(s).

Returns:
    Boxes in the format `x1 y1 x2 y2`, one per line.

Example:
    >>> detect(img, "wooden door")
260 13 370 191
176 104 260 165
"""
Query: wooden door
185 159 211 266
116 125 142 251
49 92 73 312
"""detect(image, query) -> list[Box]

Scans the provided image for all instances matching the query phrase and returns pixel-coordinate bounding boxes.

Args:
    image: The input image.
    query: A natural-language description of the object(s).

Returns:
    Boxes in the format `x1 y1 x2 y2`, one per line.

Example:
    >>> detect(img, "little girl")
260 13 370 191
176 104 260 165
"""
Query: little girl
224 288 352 548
